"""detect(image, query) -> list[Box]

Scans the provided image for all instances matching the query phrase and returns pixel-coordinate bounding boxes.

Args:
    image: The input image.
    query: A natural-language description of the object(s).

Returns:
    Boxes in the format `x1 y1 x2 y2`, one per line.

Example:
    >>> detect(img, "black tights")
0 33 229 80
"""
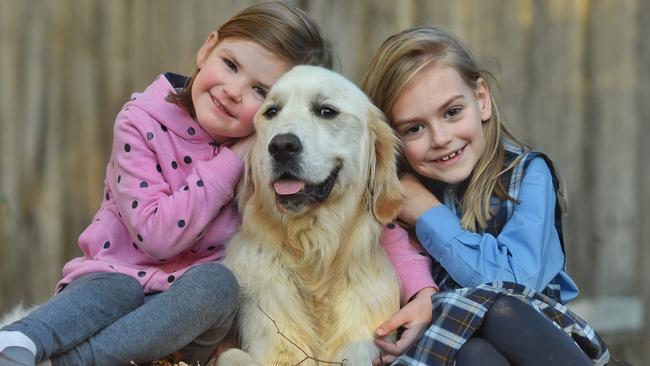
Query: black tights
455 295 592 366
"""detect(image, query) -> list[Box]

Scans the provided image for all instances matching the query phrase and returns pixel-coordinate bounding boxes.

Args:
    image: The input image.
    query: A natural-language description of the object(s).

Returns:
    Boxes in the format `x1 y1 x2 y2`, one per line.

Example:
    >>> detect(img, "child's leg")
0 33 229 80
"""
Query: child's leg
51 262 238 366
475 295 592 366
1 272 144 364
455 338 510 366
173 263 239 363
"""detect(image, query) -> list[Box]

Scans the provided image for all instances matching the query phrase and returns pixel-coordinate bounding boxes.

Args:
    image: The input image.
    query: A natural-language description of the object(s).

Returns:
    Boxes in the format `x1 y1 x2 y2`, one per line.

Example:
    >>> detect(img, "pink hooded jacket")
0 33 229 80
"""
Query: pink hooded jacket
58 74 244 293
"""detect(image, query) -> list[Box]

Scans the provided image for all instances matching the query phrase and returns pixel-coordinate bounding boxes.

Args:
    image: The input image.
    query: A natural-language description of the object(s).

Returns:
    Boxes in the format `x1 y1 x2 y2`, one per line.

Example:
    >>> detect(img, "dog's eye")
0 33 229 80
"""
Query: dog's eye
263 106 279 119
317 105 339 119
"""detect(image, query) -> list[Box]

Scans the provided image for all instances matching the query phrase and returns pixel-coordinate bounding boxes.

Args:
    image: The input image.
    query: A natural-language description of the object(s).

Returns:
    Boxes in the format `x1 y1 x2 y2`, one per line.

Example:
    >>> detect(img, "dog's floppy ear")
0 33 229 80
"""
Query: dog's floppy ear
367 106 404 223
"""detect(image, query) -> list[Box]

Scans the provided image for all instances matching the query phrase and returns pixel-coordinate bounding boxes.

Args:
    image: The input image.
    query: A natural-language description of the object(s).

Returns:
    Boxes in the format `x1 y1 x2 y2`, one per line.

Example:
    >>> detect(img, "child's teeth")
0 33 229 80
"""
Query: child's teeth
441 151 457 161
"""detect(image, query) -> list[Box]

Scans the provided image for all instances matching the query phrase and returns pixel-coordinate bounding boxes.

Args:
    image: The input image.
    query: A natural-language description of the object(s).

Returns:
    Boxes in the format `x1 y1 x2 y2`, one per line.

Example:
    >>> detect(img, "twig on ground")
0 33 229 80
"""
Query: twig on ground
257 304 347 366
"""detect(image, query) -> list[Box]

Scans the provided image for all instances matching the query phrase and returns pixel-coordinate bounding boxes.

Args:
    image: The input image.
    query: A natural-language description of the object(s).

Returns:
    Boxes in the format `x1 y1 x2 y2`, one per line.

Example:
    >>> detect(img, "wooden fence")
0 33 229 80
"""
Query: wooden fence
1 0 648 363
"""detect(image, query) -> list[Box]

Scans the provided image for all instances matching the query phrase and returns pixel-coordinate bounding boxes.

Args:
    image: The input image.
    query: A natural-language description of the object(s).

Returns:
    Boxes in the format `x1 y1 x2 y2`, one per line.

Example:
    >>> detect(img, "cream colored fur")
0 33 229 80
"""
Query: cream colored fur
0 304 34 328
218 66 404 366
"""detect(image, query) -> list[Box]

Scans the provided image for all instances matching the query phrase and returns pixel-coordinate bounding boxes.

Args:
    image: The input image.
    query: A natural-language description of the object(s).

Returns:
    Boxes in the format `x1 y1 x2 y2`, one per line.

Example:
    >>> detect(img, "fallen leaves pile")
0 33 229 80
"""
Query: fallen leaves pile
130 351 217 366
131 358 217 366
148 361 191 366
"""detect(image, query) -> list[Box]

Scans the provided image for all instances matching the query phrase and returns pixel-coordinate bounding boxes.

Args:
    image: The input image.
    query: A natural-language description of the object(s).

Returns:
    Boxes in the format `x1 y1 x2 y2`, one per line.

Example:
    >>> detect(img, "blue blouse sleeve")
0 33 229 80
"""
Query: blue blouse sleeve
415 157 566 292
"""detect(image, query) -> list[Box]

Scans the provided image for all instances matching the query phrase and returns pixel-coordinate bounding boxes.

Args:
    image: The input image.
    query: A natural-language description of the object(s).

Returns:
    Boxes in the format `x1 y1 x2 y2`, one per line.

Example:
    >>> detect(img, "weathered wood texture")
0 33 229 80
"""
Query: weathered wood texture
1 0 648 362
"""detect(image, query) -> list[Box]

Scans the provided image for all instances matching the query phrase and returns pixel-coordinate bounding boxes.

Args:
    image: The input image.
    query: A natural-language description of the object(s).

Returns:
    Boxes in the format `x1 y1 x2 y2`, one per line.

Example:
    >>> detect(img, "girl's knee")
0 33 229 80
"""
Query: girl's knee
459 337 493 354
457 337 511 366
456 338 498 364
180 263 240 307
485 295 527 324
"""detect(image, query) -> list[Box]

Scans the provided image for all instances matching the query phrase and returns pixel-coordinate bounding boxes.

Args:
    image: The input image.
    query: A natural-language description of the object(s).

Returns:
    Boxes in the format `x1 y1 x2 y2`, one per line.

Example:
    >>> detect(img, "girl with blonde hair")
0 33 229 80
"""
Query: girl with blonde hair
363 26 609 366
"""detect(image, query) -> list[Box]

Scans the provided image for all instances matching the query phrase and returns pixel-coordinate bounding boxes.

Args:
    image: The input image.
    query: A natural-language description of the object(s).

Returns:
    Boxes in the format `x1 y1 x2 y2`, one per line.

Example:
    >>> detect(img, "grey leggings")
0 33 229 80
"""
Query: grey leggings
3 262 239 366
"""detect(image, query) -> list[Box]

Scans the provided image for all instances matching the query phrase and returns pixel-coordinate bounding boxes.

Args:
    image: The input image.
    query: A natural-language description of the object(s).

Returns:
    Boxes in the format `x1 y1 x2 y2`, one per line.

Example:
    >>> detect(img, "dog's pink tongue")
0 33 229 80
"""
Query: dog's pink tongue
273 180 305 195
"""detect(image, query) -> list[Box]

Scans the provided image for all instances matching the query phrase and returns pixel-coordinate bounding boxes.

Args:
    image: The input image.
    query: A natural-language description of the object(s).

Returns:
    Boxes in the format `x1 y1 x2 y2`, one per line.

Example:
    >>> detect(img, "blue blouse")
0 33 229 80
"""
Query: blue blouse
415 157 579 304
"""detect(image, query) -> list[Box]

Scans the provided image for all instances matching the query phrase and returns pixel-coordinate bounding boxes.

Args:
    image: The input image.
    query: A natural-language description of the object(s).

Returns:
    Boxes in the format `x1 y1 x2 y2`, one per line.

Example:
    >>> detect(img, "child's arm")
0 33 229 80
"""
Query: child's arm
414 158 565 291
373 286 437 365
374 225 438 363
380 224 437 305
107 108 244 260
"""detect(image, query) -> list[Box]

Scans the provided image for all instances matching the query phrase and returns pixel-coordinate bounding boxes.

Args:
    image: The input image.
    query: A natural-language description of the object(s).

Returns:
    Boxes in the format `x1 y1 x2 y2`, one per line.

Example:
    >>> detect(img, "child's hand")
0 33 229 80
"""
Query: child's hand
229 133 257 160
398 173 440 225
372 287 437 365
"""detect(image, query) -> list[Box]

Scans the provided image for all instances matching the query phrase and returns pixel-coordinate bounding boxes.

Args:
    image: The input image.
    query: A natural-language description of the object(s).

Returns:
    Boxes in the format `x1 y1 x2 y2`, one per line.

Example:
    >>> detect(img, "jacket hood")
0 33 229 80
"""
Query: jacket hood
126 74 213 144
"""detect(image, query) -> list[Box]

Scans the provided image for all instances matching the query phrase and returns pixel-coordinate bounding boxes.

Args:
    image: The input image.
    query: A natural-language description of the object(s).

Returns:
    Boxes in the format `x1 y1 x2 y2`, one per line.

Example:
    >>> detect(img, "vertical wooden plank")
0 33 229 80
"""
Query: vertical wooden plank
100 0 132 148
466 0 534 142
130 0 150 90
637 0 650 363
416 0 466 35
358 0 415 79
304 0 417 81
0 0 25 311
521 0 593 294
302 0 366 80
19 0 50 303
29 0 68 302
72 0 105 218
588 0 640 296
169 0 199 76
194 0 250 48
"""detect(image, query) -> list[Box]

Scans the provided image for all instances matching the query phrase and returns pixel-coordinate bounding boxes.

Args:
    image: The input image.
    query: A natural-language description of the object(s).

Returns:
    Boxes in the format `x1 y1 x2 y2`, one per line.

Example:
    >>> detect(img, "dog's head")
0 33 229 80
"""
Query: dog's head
241 65 403 223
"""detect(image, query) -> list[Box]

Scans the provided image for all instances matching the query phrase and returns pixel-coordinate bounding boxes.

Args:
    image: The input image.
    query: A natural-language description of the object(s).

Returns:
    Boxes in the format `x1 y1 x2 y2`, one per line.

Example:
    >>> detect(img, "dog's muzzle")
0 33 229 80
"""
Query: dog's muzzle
268 133 341 211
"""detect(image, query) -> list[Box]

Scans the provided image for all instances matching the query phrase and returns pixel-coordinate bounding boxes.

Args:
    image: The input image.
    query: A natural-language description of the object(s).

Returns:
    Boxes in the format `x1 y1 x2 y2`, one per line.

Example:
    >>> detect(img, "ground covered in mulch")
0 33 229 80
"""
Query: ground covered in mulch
133 351 216 366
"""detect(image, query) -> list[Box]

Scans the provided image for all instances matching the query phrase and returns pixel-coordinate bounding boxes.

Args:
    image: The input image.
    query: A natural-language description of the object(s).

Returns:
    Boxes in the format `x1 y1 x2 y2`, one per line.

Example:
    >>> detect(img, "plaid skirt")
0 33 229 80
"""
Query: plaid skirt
392 281 610 366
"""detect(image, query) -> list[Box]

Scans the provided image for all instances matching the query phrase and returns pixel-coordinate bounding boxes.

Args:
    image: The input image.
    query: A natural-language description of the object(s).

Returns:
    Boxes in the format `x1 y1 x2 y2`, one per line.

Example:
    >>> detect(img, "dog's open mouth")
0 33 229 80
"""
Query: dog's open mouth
272 164 342 210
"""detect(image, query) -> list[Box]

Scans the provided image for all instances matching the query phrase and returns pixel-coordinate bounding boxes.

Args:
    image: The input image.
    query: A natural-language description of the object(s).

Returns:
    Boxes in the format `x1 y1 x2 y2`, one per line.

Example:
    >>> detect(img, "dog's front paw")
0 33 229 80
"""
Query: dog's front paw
216 349 262 366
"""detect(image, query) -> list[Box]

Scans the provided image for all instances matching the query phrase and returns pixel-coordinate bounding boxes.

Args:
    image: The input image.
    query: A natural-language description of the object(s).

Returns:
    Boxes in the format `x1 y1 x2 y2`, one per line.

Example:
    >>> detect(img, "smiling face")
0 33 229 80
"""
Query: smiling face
191 33 291 143
391 63 492 185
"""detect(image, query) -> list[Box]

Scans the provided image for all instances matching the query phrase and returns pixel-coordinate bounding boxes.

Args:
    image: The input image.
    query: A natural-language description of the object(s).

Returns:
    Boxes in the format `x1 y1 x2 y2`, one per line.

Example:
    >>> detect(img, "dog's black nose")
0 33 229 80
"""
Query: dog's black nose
268 133 302 161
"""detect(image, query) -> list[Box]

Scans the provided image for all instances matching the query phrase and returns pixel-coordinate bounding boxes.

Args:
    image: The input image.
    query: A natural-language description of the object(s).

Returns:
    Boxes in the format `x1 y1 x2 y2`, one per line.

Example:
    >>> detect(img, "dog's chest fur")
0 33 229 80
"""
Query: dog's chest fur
232 206 385 341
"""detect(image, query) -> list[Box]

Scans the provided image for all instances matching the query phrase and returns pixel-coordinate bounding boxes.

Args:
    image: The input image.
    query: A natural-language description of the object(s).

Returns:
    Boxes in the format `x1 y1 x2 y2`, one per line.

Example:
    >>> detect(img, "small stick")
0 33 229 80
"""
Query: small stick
257 304 347 365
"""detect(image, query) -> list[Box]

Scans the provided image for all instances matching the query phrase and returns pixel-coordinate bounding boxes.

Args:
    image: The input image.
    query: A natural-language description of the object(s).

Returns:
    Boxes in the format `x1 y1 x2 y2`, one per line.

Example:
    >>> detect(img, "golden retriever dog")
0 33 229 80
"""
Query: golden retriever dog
218 65 404 366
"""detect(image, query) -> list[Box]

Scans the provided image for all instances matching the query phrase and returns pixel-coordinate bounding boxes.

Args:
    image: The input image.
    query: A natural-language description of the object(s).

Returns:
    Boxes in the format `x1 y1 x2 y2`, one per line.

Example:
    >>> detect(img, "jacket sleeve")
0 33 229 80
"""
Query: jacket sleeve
107 107 244 260
381 224 437 305
414 158 565 292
